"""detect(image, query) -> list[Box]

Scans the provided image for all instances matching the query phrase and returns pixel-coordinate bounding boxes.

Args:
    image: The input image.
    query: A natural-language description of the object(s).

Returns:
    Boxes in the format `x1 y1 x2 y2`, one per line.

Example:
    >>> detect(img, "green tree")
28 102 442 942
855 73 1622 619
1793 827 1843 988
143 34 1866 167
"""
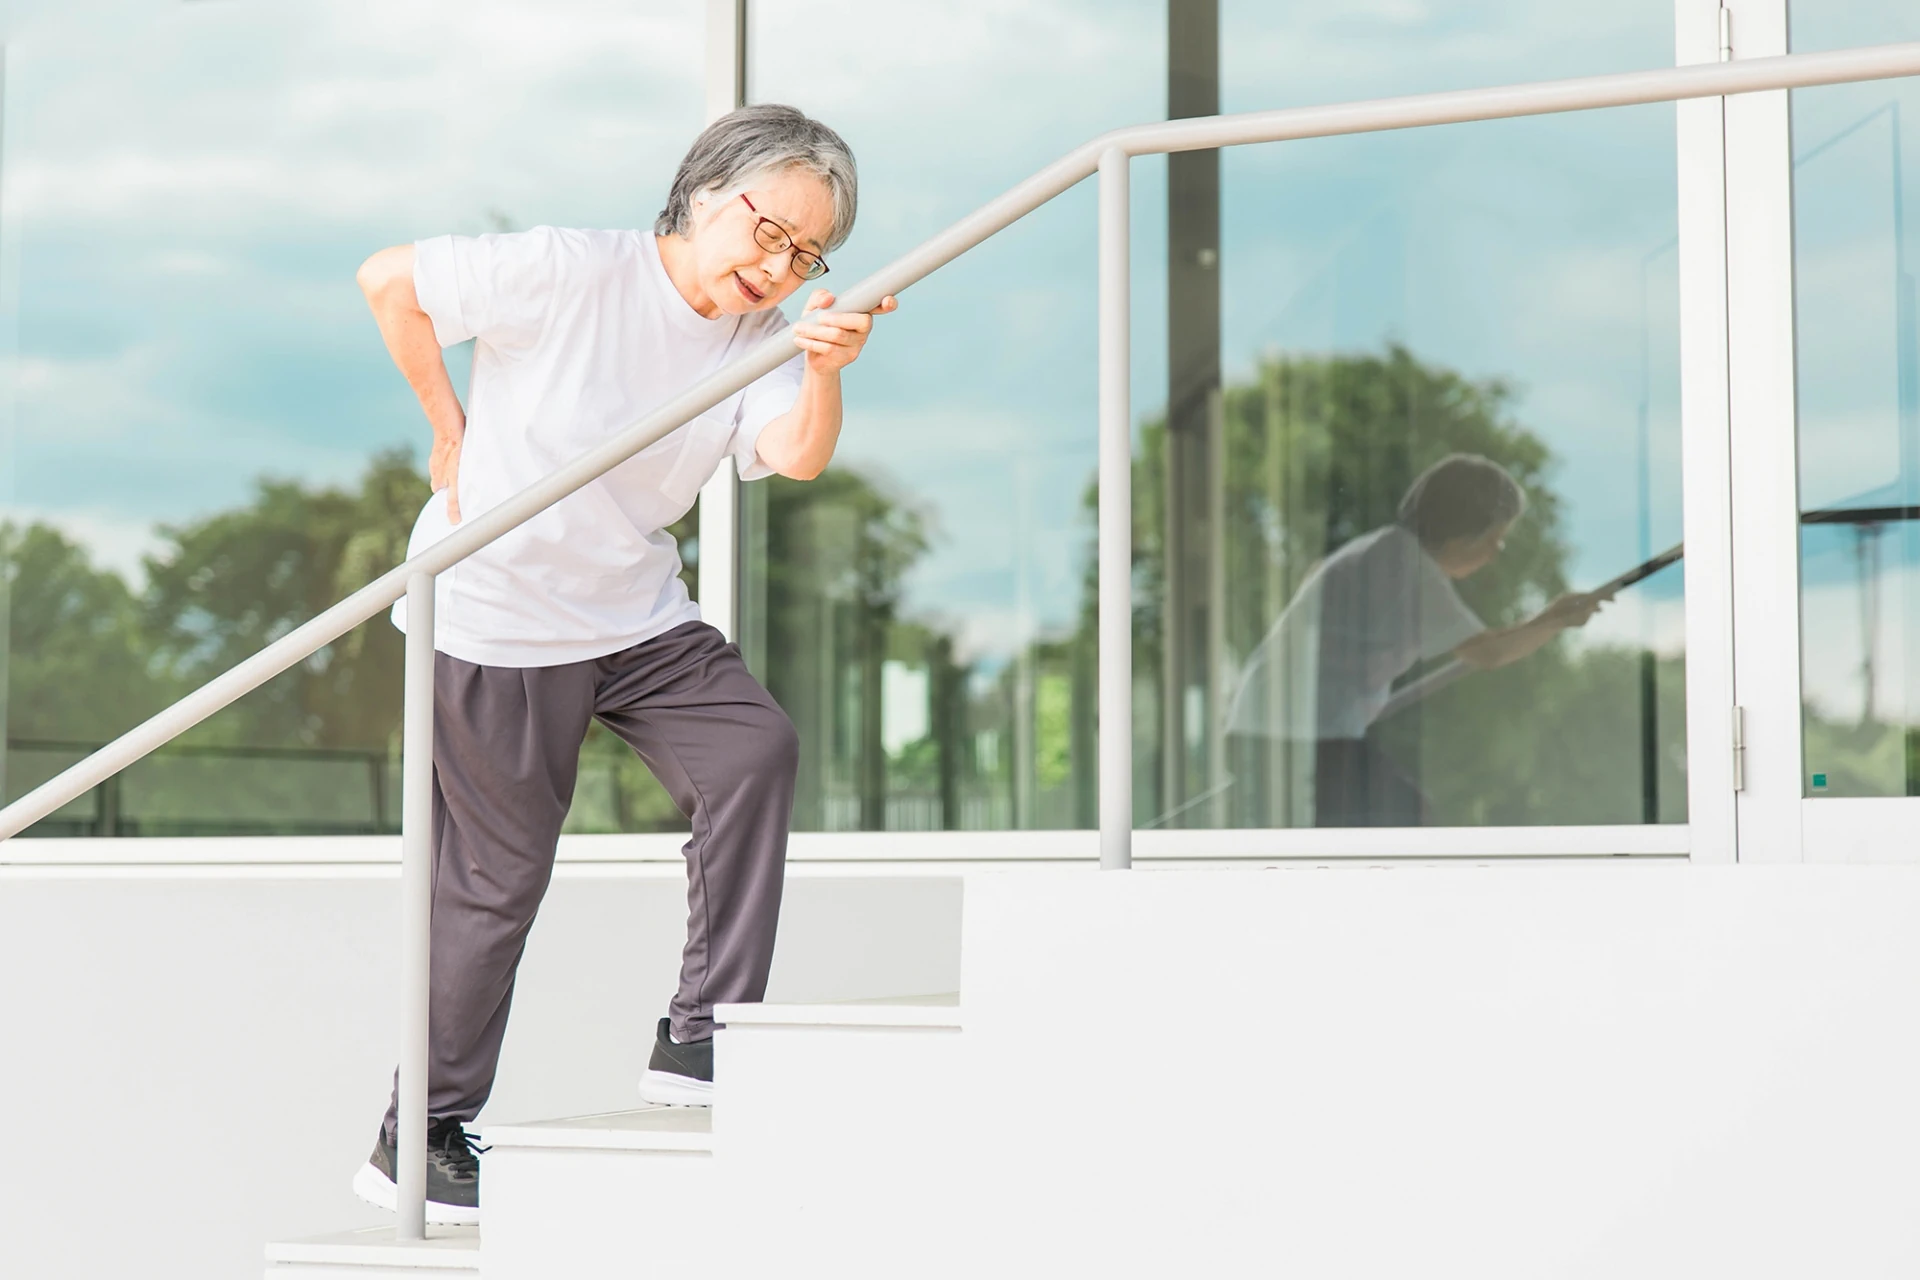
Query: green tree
9 448 711 834
1107 344 1684 827
2 523 179 742
140 449 422 750
754 468 933 830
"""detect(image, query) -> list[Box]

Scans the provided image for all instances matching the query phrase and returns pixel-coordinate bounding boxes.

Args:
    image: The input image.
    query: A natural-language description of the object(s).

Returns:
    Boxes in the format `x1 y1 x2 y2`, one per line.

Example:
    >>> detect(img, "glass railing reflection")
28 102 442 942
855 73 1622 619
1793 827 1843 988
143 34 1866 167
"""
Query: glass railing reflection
7 739 397 837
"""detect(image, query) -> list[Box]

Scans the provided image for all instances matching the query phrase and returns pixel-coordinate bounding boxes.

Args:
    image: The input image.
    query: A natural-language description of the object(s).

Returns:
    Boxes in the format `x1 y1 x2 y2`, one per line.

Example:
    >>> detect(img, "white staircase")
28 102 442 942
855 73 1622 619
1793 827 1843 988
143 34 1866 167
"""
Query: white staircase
264 1225 479 1277
482 995 962 1278
482 1107 718 1277
270 864 1920 1279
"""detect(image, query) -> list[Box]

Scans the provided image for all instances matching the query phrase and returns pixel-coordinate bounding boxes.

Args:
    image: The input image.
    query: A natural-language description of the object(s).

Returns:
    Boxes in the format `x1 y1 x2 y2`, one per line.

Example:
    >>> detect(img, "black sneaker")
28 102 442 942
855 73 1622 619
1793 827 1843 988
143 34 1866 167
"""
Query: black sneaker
351 1118 484 1225
638 1016 714 1106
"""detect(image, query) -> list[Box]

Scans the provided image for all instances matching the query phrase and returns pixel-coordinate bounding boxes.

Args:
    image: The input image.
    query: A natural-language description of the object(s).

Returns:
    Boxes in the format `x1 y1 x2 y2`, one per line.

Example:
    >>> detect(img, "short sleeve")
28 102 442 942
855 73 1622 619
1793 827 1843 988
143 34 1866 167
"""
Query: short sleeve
1411 548 1487 661
731 350 804 482
412 228 567 352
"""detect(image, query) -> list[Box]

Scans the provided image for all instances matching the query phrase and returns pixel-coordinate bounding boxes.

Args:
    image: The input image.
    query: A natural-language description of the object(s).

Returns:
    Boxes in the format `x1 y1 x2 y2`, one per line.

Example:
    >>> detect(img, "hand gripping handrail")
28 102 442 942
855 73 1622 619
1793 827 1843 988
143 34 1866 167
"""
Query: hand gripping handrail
7 40 1920 1240
3 41 1919 844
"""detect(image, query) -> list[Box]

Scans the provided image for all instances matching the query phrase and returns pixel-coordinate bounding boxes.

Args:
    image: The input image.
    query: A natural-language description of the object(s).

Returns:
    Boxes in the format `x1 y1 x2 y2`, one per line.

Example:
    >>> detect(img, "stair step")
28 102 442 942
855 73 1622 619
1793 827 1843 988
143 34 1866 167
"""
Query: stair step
482 1108 715 1280
717 990 961 1028
263 1225 479 1276
481 995 967 1278
482 1104 711 1152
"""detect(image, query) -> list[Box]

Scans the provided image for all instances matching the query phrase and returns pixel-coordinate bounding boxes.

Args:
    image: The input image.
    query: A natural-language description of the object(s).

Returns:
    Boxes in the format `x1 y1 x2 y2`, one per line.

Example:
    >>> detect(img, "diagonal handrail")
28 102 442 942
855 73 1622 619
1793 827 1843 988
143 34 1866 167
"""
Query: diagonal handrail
2 41 1918 848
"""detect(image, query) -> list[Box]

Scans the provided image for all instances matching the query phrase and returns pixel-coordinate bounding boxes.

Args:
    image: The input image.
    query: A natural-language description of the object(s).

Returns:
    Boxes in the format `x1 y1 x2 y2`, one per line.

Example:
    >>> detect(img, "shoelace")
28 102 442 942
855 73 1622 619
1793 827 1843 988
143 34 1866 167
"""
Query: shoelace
427 1122 489 1178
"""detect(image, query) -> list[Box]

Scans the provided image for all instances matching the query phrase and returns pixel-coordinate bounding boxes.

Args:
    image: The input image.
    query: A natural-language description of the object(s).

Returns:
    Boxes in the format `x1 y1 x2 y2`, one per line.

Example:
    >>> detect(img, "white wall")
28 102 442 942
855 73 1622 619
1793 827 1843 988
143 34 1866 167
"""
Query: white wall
0 867 960 1280
955 864 1920 1278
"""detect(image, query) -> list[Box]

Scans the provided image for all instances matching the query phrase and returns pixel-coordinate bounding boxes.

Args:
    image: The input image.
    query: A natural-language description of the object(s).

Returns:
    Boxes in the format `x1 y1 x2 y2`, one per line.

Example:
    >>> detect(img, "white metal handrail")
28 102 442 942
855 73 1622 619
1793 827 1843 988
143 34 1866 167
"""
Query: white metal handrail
1 39 1915 1239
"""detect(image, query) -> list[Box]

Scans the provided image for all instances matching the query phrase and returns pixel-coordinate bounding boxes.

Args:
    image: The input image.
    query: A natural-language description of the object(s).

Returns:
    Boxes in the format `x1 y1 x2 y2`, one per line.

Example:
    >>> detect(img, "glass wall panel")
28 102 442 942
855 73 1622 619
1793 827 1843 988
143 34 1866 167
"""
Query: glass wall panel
3 1 703 834
744 0 1168 832
1790 3 1920 797
1167 0 1686 829
745 0 1685 833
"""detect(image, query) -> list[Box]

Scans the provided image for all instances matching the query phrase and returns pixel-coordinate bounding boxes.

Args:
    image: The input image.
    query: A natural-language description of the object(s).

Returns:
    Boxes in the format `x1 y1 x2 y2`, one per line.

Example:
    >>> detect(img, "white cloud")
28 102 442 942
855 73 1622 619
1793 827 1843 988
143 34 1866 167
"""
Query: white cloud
13 345 187 443
7 0 703 228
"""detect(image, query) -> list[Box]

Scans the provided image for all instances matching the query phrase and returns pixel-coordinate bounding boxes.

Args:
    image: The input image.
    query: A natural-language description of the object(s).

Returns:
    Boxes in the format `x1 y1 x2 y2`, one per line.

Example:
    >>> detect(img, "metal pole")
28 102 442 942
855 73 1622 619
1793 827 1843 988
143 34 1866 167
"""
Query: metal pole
396 573 435 1240
1098 147 1132 871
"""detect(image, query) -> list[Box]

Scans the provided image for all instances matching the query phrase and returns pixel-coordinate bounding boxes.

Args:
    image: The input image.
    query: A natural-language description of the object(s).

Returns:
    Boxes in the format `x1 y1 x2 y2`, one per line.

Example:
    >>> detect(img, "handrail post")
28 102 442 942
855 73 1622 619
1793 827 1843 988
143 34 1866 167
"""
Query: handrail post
396 573 435 1239
1098 146 1133 870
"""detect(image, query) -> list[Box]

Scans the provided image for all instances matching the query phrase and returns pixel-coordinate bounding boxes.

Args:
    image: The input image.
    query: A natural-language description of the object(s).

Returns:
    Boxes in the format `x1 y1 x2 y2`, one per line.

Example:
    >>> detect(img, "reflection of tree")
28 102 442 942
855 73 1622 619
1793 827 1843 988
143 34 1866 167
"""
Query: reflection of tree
1109 344 1687 827
751 464 1104 832
6 343 1697 837
1122 344 1569 680
755 469 932 830
143 450 419 750
4 524 182 742
3 449 702 834
752 343 1678 835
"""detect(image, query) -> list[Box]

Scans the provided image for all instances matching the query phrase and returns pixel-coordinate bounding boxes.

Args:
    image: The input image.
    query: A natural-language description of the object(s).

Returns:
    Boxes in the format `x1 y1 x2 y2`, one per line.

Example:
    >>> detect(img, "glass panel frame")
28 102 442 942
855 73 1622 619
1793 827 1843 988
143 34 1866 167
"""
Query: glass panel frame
1724 0 1920 862
719 0 1739 859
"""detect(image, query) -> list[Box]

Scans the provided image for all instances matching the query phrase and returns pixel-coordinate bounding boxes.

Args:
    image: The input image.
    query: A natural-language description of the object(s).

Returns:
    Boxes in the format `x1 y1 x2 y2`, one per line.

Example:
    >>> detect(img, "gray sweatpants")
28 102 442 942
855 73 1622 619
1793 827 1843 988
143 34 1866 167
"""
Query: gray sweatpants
382 621 798 1141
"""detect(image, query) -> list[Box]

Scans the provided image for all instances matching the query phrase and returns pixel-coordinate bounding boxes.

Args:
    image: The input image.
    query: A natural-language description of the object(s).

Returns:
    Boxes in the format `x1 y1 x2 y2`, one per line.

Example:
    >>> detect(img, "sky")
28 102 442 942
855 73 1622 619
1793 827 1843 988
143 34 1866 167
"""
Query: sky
4 0 705 571
5 0 1920 753
753 0 1688 666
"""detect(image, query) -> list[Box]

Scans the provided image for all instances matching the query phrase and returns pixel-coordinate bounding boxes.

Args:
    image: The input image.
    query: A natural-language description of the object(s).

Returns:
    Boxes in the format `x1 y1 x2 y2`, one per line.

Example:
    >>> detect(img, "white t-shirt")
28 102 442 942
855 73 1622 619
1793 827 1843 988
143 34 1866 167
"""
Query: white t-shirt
389 226 802 667
1224 524 1486 741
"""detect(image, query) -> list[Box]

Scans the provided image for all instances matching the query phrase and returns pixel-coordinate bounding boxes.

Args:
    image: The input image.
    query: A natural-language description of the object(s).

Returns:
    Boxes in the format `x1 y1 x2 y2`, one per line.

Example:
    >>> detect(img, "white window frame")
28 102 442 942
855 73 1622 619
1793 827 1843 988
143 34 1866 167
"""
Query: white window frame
691 0 1743 866
1714 0 1920 863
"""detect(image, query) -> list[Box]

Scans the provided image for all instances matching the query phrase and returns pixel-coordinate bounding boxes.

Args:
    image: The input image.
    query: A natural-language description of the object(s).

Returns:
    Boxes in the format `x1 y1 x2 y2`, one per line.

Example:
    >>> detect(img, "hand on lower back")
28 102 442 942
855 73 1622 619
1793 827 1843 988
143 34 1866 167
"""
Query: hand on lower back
431 431 464 524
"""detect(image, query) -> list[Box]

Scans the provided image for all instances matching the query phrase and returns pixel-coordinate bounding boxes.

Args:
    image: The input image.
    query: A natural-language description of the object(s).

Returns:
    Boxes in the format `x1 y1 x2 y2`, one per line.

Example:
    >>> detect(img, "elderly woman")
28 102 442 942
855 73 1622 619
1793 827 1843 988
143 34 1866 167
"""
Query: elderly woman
350 104 893 1224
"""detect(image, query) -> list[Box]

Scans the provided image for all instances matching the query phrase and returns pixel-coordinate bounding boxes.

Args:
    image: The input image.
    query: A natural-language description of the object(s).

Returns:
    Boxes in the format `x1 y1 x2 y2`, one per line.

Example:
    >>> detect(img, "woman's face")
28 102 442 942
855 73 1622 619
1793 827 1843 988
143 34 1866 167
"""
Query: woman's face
683 166 836 316
1433 519 1513 580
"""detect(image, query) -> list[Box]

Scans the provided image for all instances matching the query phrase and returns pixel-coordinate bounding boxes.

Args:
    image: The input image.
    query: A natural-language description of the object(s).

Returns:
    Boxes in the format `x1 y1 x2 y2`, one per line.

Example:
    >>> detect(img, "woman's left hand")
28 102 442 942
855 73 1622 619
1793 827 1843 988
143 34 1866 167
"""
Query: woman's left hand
792 289 898 374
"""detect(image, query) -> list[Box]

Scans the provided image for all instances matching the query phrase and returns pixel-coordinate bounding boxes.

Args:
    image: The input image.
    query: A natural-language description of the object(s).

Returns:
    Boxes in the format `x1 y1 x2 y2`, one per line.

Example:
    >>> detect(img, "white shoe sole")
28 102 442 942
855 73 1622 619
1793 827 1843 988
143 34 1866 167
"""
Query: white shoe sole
638 1068 714 1107
352 1160 482 1226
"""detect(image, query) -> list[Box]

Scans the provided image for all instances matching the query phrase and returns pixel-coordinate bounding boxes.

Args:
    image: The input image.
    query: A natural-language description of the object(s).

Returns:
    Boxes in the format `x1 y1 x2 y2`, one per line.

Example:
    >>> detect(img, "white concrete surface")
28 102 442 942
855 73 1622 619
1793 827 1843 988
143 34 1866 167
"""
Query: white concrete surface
263 1225 478 1277
22 859 1920 1279
0 870 960 1280
482 1108 716 1280
956 864 1920 1278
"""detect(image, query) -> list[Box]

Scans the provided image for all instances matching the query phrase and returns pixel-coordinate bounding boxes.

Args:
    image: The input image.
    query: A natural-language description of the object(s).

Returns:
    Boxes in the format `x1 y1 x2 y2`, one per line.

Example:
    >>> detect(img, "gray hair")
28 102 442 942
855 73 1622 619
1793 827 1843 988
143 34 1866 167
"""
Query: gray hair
654 104 858 251
1397 453 1528 550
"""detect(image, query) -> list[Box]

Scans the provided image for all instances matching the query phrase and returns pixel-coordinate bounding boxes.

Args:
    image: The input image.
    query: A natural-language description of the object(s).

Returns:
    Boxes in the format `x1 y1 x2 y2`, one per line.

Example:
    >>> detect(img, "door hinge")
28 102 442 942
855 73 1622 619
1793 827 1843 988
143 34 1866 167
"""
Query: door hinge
1731 704 1746 791
1718 4 1733 61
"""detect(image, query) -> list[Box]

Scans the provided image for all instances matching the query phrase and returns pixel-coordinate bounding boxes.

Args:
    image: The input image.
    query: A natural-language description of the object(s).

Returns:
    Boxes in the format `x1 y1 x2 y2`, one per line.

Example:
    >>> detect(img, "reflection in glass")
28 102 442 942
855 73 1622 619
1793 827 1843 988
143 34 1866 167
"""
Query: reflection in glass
1141 337 1685 830
1140 0 1690 829
743 0 1686 832
742 0 1161 832
1222 453 1617 827
2 2 704 834
1790 1 1920 796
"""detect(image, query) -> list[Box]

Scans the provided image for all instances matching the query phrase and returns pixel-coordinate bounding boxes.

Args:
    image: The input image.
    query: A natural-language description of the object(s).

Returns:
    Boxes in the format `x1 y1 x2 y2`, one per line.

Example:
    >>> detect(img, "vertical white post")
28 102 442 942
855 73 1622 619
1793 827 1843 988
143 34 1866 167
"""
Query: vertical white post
396 572 435 1239
1098 147 1133 870
1722 0 1806 861
1675 0 1739 861
696 0 748 641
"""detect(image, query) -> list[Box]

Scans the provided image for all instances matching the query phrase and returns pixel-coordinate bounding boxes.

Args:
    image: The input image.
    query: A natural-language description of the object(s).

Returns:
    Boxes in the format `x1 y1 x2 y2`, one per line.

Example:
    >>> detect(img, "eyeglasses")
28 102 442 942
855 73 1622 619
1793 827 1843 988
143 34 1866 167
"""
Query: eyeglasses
740 194 829 281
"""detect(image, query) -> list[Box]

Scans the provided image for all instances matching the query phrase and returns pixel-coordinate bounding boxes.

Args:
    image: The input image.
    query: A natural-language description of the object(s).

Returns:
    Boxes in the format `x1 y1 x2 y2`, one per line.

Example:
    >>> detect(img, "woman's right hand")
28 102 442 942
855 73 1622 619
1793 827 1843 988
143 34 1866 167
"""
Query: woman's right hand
430 427 464 524
1540 589 1610 629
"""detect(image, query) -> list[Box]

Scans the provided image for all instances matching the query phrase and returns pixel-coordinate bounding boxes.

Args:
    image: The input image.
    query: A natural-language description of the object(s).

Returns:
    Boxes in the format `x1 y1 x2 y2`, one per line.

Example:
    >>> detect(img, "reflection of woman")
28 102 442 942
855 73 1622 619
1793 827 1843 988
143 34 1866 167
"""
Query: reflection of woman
1224 454 1609 827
